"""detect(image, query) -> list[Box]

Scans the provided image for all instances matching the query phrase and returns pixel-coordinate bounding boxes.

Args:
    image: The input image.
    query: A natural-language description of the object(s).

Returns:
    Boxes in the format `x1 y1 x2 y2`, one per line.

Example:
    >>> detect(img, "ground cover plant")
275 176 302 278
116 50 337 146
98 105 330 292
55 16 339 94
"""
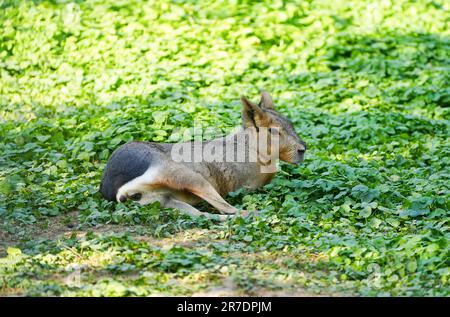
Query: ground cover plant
0 0 449 296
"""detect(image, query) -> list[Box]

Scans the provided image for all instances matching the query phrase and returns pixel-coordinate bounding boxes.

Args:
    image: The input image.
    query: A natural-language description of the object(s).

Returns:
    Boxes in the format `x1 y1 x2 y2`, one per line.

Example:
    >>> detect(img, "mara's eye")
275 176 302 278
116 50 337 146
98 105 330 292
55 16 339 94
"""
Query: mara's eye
129 193 142 201
268 127 279 134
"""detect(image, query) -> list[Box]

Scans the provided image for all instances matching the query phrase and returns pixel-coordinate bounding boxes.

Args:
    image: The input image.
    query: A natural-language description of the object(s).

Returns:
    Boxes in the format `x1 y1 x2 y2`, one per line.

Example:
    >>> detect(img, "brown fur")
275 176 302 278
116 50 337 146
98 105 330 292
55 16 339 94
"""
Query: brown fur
106 91 306 220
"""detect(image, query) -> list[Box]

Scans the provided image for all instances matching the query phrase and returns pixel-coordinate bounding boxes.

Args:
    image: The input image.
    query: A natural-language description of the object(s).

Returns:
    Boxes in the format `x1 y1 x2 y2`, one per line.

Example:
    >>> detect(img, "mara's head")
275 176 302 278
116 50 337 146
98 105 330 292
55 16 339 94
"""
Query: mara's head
241 91 307 164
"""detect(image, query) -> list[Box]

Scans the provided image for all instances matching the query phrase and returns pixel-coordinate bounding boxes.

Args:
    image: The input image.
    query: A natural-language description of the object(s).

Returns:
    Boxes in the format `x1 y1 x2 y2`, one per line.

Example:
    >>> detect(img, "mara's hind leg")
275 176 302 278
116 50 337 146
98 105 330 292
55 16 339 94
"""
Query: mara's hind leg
157 162 242 215
163 198 230 221
117 161 245 216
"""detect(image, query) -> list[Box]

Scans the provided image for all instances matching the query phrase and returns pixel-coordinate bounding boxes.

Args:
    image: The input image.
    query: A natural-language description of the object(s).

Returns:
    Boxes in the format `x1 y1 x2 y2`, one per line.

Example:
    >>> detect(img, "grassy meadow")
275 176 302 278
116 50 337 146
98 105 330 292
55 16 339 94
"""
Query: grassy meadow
0 0 449 296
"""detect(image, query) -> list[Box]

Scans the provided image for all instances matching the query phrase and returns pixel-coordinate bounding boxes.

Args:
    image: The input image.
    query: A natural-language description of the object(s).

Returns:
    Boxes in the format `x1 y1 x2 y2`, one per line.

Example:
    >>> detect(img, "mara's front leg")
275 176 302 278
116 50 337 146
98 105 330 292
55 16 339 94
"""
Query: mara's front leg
164 198 230 221
137 191 230 221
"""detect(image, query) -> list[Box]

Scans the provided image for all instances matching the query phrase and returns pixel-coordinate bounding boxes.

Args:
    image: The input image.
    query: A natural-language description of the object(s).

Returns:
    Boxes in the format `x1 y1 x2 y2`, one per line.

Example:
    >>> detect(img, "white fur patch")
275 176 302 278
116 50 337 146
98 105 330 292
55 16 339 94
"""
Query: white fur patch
116 165 160 202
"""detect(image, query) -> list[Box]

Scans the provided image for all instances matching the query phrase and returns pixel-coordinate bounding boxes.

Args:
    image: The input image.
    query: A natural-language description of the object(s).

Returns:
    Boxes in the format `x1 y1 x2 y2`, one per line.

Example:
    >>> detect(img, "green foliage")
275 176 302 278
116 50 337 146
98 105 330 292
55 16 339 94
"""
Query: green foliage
0 0 449 296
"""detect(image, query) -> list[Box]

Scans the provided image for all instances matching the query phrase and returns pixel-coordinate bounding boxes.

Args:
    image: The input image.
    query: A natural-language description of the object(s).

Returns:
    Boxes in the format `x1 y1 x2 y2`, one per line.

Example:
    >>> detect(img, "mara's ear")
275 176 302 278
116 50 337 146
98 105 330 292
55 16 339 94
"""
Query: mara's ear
241 95 269 129
260 90 274 109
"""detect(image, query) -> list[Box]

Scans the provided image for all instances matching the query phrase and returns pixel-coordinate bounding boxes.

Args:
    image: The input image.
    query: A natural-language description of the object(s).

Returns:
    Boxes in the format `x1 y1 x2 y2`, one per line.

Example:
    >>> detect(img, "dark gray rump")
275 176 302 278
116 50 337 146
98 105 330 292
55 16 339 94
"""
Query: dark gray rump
100 141 161 201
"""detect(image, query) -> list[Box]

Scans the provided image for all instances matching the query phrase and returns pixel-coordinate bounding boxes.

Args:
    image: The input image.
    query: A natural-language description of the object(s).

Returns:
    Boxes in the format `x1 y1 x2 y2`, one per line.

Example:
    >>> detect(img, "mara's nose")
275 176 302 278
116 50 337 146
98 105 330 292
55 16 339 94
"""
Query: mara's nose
301 141 307 151
119 195 127 202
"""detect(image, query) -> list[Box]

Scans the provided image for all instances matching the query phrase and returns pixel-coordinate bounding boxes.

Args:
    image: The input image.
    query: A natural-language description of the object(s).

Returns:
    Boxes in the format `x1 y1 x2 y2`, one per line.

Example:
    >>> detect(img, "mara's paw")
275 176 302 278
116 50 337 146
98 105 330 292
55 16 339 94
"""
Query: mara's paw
212 210 260 221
